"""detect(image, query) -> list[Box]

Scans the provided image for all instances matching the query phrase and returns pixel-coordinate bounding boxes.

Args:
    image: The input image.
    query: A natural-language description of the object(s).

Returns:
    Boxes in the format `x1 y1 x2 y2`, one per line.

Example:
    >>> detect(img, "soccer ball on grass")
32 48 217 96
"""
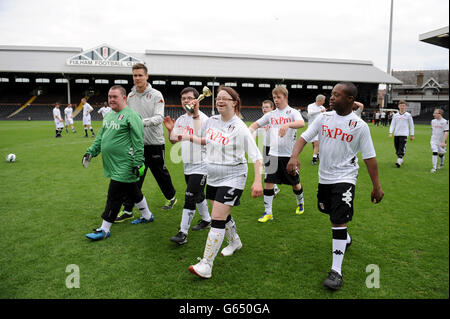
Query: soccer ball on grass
6 153 16 162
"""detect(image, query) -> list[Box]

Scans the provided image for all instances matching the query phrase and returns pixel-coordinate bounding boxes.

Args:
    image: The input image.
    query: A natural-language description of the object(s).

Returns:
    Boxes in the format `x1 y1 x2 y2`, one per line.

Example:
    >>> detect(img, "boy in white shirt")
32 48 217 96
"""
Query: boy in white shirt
53 103 64 138
253 100 280 195
81 98 95 137
163 87 212 245
64 104 76 133
249 86 305 223
287 82 384 290
430 108 449 172
389 100 414 167
97 102 112 119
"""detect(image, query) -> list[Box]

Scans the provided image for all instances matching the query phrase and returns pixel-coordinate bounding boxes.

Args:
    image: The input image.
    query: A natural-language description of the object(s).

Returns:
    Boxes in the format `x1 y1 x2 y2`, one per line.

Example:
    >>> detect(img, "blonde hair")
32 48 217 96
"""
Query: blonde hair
272 86 288 97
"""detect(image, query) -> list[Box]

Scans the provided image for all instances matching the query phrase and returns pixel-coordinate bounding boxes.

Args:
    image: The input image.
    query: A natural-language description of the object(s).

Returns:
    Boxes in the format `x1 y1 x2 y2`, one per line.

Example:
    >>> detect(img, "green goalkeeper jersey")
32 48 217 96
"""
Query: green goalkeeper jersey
86 106 144 183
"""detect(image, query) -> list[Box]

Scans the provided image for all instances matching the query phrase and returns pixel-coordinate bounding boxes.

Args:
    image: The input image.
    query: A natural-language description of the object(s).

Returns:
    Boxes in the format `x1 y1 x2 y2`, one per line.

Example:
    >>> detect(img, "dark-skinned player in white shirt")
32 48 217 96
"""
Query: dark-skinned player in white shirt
287 82 384 290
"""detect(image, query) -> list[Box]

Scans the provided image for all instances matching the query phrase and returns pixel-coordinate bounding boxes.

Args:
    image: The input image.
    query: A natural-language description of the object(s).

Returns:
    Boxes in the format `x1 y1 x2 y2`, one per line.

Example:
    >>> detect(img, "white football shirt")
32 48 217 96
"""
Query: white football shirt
173 110 209 175
431 118 449 145
389 112 414 137
301 111 376 185
64 106 73 119
83 103 93 117
256 106 303 157
201 114 262 188
53 107 64 128
98 106 112 118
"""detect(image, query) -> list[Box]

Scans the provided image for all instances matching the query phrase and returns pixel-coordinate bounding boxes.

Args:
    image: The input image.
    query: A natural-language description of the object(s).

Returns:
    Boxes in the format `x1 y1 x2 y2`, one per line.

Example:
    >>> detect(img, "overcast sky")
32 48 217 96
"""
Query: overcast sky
0 0 448 74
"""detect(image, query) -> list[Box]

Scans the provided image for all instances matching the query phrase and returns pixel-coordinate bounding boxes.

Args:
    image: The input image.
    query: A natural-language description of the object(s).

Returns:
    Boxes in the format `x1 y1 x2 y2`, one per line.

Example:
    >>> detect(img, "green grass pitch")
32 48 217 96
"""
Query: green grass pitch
0 120 448 299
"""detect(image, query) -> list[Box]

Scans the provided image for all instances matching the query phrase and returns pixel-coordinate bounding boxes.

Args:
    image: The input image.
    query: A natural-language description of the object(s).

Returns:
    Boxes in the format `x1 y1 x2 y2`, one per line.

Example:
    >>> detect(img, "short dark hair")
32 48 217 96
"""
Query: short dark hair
338 82 358 98
109 85 127 97
398 100 407 105
180 87 199 99
132 63 148 74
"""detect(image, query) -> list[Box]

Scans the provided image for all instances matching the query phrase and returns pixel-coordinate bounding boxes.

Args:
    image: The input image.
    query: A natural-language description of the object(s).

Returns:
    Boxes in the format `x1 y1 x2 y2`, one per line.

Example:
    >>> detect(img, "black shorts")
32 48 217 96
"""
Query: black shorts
206 185 243 207
265 156 300 186
317 183 355 224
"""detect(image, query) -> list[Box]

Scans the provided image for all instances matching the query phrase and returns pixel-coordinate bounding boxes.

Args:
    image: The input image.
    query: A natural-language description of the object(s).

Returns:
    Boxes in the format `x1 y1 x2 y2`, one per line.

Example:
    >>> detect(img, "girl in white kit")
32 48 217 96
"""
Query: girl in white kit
186 85 263 279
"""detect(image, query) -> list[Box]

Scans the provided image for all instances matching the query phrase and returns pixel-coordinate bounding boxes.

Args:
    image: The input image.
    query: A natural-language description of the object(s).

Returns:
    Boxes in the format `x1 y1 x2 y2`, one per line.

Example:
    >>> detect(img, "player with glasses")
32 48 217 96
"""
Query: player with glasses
185 85 263 279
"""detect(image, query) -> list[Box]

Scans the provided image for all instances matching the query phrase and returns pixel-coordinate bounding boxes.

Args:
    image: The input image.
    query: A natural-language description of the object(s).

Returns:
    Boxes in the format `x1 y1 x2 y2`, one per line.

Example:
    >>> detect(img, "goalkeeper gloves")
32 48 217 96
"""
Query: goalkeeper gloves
82 153 92 168
133 164 146 177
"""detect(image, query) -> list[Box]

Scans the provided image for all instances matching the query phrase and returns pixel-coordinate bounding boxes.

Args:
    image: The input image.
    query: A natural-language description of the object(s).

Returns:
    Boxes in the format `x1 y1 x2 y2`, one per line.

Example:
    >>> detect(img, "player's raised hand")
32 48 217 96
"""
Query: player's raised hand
163 116 175 131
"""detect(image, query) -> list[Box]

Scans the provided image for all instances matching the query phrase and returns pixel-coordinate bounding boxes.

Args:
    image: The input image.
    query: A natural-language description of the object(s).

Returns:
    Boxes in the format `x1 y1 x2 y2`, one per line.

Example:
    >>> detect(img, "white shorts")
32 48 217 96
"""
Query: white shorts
431 142 446 154
55 121 64 129
65 118 73 125
83 115 91 126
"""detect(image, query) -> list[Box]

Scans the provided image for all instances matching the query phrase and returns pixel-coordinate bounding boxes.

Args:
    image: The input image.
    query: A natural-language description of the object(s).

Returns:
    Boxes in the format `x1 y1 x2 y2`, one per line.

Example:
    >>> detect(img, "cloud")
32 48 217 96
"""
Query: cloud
0 0 448 72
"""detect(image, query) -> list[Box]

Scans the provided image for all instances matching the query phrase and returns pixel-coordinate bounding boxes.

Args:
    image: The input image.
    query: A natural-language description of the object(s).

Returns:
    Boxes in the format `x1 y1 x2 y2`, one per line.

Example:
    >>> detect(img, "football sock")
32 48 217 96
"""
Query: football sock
84 128 88 136
439 154 444 166
263 189 275 215
293 187 304 205
196 199 211 222
135 196 152 220
101 220 112 233
224 215 240 243
331 227 347 276
180 208 195 234
203 220 226 264
432 153 438 169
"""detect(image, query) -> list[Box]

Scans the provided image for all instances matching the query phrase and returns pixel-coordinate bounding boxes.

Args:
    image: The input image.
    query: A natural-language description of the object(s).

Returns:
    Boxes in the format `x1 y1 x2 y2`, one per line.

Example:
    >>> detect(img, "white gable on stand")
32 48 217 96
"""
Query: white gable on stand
421 77 442 92
66 44 144 67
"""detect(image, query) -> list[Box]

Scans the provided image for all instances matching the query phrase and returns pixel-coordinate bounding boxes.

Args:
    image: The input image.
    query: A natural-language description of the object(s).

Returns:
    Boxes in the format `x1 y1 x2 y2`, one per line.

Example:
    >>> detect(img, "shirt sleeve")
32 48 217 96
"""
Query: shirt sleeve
243 126 263 163
292 109 303 121
142 93 165 127
256 112 269 128
301 113 322 142
359 124 376 159
409 114 415 136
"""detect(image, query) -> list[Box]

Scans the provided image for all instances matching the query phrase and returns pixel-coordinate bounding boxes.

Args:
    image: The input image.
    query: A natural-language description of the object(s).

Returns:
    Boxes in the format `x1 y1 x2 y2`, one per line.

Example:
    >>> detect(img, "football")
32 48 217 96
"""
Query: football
6 153 16 162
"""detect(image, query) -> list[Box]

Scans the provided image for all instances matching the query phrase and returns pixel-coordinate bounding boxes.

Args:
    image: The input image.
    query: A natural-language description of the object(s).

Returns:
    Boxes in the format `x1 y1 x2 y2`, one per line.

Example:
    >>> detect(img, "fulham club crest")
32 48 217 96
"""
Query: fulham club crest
349 120 357 129
118 114 124 121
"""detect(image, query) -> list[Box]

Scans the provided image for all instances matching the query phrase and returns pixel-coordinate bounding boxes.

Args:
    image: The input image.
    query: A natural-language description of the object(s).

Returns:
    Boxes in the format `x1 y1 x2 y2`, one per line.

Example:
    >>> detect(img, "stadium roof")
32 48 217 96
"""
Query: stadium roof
419 26 449 49
0 44 401 84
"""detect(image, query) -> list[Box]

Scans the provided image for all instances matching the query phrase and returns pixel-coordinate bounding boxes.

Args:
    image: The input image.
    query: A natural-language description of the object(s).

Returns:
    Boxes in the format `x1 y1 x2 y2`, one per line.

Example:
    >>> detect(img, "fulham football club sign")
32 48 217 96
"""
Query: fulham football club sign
67 44 143 68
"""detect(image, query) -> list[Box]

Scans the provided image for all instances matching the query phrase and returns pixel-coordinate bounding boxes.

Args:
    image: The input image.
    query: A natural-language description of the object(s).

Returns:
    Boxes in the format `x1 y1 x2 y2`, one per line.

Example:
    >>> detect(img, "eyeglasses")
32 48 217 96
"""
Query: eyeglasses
215 97 234 102
181 97 195 102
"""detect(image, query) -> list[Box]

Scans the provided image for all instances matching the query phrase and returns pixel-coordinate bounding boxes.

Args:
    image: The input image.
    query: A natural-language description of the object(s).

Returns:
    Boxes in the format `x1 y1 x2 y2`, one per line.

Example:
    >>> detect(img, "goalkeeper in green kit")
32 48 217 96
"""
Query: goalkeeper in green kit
83 85 154 241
